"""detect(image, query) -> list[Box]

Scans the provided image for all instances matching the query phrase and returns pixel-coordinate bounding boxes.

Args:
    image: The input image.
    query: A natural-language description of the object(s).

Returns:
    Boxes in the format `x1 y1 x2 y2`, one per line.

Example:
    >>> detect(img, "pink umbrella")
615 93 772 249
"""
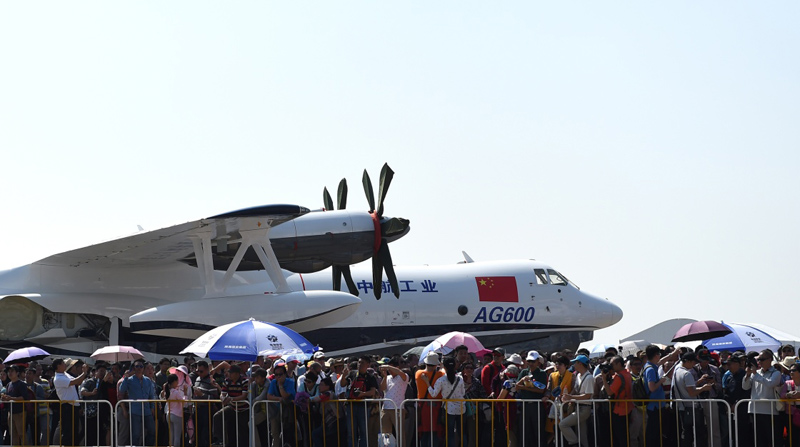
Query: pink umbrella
672 320 732 342
90 345 145 363
431 331 485 354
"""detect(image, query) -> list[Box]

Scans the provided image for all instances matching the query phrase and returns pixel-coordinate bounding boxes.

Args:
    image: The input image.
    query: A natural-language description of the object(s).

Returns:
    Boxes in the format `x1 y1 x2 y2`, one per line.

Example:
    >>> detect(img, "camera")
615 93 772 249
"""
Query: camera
599 363 612 375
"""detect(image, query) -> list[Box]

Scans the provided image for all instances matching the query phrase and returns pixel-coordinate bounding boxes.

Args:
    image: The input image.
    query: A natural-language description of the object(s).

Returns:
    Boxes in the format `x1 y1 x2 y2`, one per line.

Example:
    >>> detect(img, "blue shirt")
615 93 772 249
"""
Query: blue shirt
268 378 296 400
119 375 156 416
644 361 665 410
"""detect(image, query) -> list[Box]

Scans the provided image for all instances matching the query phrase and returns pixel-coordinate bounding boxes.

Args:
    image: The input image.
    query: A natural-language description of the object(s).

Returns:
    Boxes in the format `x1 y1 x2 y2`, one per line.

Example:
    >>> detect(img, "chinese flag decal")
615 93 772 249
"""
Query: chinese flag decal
475 277 518 302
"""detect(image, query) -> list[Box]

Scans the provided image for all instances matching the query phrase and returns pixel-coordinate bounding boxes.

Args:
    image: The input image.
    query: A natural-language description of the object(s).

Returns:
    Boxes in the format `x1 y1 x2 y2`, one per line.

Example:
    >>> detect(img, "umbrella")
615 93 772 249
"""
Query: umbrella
702 323 781 354
403 346 424 358
180 318 315 361
4 347 50 364
431 331 485 354
618 340 649 358
672 320 732 342
586 343 615 359
418 341 444 364
91 345 144 363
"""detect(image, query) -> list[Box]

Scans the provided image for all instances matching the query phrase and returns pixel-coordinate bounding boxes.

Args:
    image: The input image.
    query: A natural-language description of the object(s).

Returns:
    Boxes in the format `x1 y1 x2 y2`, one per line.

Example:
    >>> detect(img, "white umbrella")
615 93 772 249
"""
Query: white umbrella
180 318 316 361
91 345 144 363
418 341 444 365
586 343 615 359
618 340 650 358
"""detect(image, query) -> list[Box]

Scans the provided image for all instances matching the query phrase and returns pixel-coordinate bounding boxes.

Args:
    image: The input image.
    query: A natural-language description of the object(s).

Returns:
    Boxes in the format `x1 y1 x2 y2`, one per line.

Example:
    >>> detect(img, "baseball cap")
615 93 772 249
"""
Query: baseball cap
526 351 542 362
571 355 590 367
492 347 506 356
681 352 698 362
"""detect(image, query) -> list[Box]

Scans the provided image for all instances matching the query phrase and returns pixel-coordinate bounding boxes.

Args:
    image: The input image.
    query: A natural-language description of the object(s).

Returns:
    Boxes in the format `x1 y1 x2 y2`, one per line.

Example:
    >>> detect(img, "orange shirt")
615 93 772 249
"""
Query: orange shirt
416 369 445 399
608 369 634 415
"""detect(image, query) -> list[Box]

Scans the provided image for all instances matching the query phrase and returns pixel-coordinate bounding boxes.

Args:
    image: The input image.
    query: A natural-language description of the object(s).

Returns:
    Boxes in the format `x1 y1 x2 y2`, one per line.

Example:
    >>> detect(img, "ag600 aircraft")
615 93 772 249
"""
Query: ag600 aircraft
0 164 622 356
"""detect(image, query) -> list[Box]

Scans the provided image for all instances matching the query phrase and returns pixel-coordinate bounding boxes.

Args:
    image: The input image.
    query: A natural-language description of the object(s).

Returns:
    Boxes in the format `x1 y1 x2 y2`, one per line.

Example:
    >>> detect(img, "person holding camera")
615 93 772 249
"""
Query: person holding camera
672 352 714 447
742 349 782 447
602 356 633 447
379 357 409 438
694 350 723 447
343 356 378 447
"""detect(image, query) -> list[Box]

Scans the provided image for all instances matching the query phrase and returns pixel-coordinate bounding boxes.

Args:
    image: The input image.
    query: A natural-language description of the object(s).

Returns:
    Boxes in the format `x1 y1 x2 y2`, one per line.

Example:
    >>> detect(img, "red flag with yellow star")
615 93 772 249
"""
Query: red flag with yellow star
474 276 518 302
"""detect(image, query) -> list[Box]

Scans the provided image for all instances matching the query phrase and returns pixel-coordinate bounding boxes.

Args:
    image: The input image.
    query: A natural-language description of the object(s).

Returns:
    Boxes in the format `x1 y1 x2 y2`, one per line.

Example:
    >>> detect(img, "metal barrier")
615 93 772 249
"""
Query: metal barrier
0 399 113 446
734 398 800 447
403 398 549 447
550 398 732 447
250 398 397 447
115 398 222 447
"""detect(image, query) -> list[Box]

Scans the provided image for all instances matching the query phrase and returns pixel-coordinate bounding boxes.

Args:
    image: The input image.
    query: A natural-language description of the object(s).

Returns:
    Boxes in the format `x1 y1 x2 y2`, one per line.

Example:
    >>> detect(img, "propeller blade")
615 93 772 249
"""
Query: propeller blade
378 241 400 298
362 170 376 213
332 265 342 292
371 255 382 299
336 178 348 210
341 265 359 296
376 163 394 217
323 187 334 211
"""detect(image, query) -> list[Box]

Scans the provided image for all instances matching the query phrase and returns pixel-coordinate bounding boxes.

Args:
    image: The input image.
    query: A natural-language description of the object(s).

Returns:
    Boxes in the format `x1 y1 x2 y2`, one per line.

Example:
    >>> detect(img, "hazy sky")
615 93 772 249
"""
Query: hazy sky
1 2 798 345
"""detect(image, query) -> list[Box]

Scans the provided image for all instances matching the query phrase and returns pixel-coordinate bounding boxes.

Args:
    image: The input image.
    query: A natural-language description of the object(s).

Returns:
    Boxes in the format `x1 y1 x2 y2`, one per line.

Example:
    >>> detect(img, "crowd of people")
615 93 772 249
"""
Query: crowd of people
0 342 797 447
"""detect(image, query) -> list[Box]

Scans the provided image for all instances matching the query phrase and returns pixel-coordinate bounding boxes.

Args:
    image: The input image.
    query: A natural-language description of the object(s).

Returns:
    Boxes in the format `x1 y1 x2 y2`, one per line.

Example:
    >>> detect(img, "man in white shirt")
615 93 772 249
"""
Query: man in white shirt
673 352 714 447
560 355 595 447
742 349 782 447
53 358 89 447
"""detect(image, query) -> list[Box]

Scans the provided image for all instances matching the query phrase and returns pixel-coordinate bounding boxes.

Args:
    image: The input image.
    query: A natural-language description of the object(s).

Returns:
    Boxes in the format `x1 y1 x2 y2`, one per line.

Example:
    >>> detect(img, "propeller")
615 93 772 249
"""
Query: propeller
363 163 403 299
323 179 359 296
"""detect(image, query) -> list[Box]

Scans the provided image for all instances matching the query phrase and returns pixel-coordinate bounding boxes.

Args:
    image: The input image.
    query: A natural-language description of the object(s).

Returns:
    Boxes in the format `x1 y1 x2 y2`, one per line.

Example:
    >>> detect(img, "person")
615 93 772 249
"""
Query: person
53 358 90 446
267 361 297 447
424 357 465 447
311 377 344 447
80 364 107 446
154 357 173 446
119 359 157 446
23 367 47 446
602 355 633 447
97 368 117 447
672 352 713 447
782 363 800 447
2 365 28 446
250 369 271 447
742 349 782 447
481 348 505 396
559 355 595 447
213 364 249 447
643 345 676 447
342 355 379 447
416 352 445 447
193 360 221 447
460 361 487 447
166 373 189 447
693 350 723 447
544 355 573 446
379 357 409 438
517 350 547 447
626 356 645 447
452 345 470 371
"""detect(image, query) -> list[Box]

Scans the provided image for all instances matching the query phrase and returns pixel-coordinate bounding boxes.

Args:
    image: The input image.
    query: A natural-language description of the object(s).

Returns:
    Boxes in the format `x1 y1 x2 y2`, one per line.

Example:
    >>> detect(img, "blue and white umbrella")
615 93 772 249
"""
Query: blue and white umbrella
180 319 316 361
703 322 781 354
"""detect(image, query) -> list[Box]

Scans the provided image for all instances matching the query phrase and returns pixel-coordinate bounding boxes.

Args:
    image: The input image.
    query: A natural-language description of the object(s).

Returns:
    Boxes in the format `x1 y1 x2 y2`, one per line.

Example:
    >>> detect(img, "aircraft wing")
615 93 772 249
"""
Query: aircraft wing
33 205 309 268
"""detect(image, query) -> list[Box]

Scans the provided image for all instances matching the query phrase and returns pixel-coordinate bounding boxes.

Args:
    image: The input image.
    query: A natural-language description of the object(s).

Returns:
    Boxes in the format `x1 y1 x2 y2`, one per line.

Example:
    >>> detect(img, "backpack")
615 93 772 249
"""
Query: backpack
632 366 652 402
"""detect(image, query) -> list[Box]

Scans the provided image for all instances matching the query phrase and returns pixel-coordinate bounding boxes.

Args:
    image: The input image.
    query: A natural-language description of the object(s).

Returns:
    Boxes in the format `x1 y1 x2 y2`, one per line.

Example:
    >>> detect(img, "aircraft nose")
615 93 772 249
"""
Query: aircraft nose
608 300 623 326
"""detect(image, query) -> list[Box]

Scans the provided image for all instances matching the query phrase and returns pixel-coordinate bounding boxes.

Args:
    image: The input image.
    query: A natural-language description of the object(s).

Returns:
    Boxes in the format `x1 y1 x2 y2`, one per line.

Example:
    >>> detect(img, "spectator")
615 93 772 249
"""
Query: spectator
23 367 46 446
213 364 249 447
267 361 297 447
166 373 189 447
119 359 157 446
53 358 89 447
193 360 221 447
311 377 344 447
695 349 723 447
80 364 107 446
342 355 378 447
425 357 465 447
602 355 633 447
460 361 486 447
544 355 573 445
481 348 505 397
742 349 782 447
452 345 469 371
643 345 676 447
560 355 594 447
780 345 796 361
379 357 409 438
783 363 800 446
517 351 547 447
672 352 713 447
250 369 271 447
626 356 645 447
2 365 27 446
97 368 117 447
416 352 444 447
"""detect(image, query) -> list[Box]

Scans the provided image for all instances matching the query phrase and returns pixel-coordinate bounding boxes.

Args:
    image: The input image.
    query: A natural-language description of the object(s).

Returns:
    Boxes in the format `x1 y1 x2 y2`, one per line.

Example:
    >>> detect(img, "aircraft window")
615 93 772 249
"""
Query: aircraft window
534 269 548 285
548 269 568 286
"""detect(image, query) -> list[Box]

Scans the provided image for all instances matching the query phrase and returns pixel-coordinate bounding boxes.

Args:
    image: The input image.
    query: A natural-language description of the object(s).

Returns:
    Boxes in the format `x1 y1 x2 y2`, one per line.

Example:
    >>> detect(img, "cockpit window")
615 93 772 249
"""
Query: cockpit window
533 269 548 285
547 269 568 286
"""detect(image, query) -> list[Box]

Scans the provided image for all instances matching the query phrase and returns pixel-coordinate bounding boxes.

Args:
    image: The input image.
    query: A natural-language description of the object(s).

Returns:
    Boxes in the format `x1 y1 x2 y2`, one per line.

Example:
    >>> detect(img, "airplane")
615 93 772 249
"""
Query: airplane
0 165 410 355
130 254 623 355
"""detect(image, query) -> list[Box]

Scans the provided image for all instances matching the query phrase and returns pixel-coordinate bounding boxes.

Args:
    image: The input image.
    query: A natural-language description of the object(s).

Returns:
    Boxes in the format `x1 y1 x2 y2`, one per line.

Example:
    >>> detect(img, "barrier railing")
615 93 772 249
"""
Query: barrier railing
0 399 113 446
552 398 731 447
733 398 800 447
250 398 397 447
115 398 222 447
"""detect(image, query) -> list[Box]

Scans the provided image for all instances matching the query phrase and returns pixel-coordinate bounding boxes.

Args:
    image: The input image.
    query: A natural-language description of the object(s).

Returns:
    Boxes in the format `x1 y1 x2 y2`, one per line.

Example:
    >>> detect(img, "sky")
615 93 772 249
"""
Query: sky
1 2 798 346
